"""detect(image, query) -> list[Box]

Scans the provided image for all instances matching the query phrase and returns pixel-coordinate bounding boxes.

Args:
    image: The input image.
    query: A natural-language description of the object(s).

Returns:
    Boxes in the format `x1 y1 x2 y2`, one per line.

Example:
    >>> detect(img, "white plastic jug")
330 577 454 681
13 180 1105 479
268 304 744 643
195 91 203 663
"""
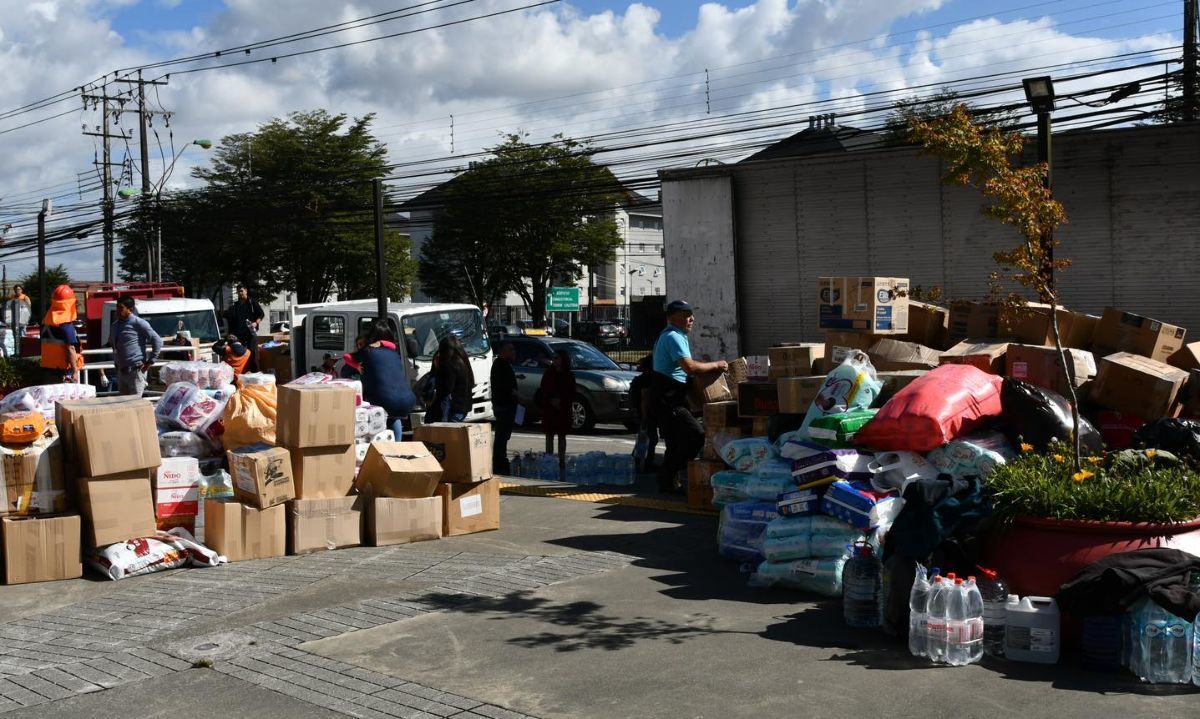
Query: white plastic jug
1005 595 1060 664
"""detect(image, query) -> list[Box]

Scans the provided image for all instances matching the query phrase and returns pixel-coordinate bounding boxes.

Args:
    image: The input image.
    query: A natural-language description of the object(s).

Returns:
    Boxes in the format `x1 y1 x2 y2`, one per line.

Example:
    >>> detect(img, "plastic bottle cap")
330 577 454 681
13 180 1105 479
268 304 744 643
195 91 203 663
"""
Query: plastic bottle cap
955 578 964 585
933 576 943 583
967 576 976 582
976 566 998 581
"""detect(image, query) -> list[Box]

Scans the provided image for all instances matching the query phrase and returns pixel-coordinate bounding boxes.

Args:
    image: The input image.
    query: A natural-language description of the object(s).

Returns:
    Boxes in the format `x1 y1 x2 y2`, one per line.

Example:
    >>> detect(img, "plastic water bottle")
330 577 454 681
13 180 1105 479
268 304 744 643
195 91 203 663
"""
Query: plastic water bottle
926 576 950 664
1192 571 1200 687
1134 596 1193 683
907 564 930 658
511 453 524 478
964 577 984 665
976 566 1009 658
842 542 882 628
944 579 970 666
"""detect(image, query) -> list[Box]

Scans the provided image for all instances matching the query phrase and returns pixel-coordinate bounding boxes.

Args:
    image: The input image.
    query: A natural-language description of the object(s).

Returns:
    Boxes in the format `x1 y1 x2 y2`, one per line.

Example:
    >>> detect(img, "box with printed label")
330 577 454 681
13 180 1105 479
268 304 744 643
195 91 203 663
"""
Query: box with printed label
768 344 824 380
939 340 1011 375
355 441 444 498
736 381 778 418
436 477 500 536
366 495 443 547
78 472 156 547
1004 344 1095 397
289 445 356 499
75 402 161 478
204 500 285 562
777 376 825 415
902 301 950 350
153 457 203 531
1 433 66 517
227 444 295 509
1092 308 1187 364
1091 352 1188 420
2 514 82 584
414 423 491 483
54 397 145 465
276 384 357 449
817 277 909 333
286 496 363 555
867 338 941 372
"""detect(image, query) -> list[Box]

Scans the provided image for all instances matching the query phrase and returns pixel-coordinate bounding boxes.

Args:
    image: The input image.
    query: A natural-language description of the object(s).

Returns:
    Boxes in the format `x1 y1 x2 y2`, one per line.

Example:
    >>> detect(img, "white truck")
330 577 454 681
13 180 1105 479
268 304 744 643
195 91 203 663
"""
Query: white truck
99 297 222 351
290 300 494 421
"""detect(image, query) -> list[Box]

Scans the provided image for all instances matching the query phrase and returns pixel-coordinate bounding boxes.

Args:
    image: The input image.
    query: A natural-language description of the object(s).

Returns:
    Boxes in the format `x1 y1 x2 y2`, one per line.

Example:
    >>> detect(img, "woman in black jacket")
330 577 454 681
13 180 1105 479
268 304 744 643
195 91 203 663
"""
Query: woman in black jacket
430 335 474 422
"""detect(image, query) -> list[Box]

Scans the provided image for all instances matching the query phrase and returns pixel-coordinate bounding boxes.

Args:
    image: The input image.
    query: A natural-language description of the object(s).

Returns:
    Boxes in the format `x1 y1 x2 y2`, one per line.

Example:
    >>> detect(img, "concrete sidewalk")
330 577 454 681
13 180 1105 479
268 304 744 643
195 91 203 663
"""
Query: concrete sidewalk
0 492 1195 718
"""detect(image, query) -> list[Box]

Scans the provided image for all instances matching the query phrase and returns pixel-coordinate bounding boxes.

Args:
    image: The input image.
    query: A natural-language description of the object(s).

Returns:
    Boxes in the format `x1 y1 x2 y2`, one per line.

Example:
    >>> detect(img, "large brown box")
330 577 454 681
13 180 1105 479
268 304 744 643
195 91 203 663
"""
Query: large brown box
824 331 884 368
54 397 145 465
689 371 733 407
768 344 824 380
1062 311 1100 350
1167 342 1200 373
366 496 443 547
948 302 1001 342
204 500 285 562
736 381 778 418
1005 344 1094 397
414 423 492 483
75 402 161 477
436 478 500 537
902 301 950 349
289 445 356 499
1 514 82 584
777 376 825 415
702 401 741 429
999 303 1077 346
355 441 443 498
286 496 363 555
1 434 67 516
258 344 294 383
227 444 295 509
276 384 357 449
867 338 941 371
686 459 723 512
78 472 156 547
1091 352 1188 420
939 340 1011 375
817 276 909 333
1093 308 1187 364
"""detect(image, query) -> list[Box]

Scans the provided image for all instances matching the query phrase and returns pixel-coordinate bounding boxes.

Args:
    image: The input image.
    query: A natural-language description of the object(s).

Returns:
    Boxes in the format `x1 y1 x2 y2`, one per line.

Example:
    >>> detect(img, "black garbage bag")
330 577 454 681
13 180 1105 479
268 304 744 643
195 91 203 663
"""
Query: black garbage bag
1000 378 1103 454
1131 418 1200 464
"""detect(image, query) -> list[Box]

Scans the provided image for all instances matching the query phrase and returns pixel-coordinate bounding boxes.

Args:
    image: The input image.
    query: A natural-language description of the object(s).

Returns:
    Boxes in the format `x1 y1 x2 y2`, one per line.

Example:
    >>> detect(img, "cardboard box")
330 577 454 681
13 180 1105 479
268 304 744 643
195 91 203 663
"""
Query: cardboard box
286 496 363 555
276 384 357 449
289 445 356 499
902 301 950 349
203 500 285 562
1 434 66 516
78 473 156 547
689 371 732 406
948 302 1001 342
1005 344 1095 397
1091 352 1188 420
999 303 1077 346
1183 370 1200 418
751 417 770 436
686 459 723 512
75 402 160 477
768 344 824 380
702 401 741 429
153 457 202 529
817 277 909 333
939 340 1011 375
258 344 294 384
2 514 82 584
777 376 825 415
1168 342 1200 373
436 478 500 536
54 397 145 465
823 331 882 368
703 426 743 460
227 444 295 509
876 370 928 404
736 381 778 418
1062 311 1100 350
413 423 491 483
1093 308 1187 364
867 338 941 371
366 496 443 546
355 441 444 498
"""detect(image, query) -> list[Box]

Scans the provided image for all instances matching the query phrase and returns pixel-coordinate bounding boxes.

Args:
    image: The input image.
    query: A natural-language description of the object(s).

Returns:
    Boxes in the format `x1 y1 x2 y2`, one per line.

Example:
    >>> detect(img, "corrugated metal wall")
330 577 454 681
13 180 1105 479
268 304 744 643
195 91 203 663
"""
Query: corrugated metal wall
732 123 1200 353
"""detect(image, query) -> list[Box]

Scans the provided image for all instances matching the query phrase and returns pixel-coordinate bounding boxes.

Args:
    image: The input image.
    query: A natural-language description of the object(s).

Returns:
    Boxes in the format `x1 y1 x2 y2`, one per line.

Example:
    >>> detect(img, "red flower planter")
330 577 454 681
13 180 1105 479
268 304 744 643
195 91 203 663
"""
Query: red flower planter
987 515 1200 598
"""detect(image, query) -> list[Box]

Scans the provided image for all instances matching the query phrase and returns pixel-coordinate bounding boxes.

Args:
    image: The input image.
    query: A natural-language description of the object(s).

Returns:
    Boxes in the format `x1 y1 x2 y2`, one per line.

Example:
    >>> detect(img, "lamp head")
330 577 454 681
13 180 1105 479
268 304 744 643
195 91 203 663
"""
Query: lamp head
1022 76 1056 113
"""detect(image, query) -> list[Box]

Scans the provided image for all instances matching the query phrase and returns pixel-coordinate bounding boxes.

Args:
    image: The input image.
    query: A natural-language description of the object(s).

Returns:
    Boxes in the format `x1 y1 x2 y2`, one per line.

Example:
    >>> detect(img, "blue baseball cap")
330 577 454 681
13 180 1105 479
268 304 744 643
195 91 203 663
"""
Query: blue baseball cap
665 299 694 316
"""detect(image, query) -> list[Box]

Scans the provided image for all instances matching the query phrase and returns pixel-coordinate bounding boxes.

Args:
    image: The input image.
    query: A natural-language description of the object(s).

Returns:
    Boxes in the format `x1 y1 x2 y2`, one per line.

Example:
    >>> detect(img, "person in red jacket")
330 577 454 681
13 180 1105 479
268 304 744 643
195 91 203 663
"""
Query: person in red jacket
538 349 576 481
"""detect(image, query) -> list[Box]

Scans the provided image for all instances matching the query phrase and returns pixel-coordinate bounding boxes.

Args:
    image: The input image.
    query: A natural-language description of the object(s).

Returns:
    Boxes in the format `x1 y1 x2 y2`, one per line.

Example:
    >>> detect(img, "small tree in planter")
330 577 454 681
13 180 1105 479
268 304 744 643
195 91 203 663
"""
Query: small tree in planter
907 105 1082 471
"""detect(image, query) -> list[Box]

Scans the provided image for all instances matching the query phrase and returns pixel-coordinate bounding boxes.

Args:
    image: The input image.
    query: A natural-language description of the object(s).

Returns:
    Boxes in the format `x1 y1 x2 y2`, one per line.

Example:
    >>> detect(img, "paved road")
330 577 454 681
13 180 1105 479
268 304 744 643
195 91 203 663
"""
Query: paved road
507 424 637 457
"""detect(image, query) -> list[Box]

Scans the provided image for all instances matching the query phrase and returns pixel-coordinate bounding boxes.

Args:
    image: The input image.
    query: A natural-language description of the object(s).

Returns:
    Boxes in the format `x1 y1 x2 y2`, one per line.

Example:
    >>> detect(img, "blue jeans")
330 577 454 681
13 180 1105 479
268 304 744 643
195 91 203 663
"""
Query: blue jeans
388 415 406 440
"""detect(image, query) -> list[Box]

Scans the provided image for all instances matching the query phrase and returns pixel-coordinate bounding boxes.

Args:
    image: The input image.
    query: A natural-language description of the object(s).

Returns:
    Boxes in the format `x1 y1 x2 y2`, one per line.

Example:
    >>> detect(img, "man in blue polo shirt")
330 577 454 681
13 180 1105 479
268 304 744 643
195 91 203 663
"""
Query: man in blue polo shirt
651 299 727 493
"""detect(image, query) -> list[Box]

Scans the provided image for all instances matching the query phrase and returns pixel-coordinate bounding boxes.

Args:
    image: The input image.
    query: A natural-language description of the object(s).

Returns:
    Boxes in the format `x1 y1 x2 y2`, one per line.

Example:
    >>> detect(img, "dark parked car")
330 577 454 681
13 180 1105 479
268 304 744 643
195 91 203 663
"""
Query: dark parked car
495 336 636 432
573 320 622 347
488 323 523 340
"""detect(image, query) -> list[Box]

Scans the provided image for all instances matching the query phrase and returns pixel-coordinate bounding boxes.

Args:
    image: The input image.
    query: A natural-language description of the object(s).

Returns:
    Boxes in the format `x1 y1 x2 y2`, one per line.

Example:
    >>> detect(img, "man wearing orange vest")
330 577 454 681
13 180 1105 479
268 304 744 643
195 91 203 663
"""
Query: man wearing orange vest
40 285 83 384
213 334 250 377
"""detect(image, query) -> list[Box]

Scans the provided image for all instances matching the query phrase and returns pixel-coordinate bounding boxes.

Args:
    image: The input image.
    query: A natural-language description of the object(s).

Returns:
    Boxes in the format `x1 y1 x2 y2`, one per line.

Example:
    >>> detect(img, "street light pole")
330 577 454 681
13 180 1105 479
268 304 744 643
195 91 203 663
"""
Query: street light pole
1023 76 1057 291
373 179 388 323
37 199 49 320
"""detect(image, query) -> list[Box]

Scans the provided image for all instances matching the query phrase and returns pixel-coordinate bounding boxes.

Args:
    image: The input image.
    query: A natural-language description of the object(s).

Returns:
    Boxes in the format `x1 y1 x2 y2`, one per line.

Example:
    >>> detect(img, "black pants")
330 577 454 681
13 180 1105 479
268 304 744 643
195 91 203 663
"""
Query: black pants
657 405 703 491
493 406 515 476
640 417 660 472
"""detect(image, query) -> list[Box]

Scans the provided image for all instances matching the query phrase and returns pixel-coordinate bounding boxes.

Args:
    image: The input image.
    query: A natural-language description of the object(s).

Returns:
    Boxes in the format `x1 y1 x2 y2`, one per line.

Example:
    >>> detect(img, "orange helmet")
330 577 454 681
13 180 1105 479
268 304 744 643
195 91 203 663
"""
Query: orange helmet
52 285 74 301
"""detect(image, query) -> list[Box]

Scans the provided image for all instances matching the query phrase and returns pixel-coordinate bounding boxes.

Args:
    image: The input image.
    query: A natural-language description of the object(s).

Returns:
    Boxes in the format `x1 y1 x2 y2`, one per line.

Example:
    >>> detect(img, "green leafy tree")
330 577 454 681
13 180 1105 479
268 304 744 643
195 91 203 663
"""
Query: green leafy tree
19 264 71 314
417 134 623 323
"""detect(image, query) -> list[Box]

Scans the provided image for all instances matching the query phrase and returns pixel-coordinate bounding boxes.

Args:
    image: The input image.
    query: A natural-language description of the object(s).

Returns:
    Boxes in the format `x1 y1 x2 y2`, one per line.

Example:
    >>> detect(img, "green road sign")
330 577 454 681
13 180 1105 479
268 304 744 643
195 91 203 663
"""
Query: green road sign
545 286 581 312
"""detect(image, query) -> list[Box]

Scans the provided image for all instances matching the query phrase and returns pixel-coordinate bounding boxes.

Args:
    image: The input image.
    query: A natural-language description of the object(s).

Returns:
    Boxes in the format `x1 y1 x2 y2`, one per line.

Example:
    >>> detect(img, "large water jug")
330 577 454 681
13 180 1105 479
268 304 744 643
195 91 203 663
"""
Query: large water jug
1004 596 1060 664
842 542 882 629
1129 596 1192 684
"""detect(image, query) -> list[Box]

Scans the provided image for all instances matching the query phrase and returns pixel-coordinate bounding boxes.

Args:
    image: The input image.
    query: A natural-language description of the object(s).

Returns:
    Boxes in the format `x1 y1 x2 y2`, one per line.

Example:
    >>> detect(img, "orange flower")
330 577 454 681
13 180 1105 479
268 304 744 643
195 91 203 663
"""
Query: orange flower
1072 470 1094 483
1086 456 1103 465
1145 449 1158 459
1053 454 1065 463
1020 442 1034 453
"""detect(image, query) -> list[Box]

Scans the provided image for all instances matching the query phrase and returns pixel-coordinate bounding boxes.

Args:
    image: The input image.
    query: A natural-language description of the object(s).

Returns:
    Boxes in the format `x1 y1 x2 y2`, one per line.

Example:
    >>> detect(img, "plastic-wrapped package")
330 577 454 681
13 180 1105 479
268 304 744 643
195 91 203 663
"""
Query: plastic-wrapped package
159 431 218 458
200 470 234 500
778 436 826 460
355 441 371 464
855 364 1003 452
762 530 857 562
238 372 276 386
807 408 877 448
0 383 96 419
87 528 224 581
925 431 1016 480
155 382 229 434
800 352 882 434
717 501 776 562
749 557 847 596
159 361 235 390
765 514 854 539
821 480 903 531
710 470 794 506
288 372 330 385
999 378 1103 454
201 385 238 401
370 429 395 443
327 378 363 405
776 488 822 517
792 447 874 486
719 438 778 473
356 404 387 438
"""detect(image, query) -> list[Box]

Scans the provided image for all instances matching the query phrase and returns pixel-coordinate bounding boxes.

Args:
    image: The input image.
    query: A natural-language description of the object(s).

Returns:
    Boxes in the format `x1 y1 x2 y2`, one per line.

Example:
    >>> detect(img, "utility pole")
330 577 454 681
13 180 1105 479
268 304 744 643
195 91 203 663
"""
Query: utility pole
1185 0 1198 122
373 179 388 323
82 87 132 283
37 200 49 321
115 73 169 281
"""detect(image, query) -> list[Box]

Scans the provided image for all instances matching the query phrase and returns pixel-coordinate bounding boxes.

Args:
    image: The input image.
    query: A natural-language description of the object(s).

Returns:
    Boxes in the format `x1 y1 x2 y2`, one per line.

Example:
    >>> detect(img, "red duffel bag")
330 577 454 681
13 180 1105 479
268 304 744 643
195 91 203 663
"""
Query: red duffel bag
855 364 1003 452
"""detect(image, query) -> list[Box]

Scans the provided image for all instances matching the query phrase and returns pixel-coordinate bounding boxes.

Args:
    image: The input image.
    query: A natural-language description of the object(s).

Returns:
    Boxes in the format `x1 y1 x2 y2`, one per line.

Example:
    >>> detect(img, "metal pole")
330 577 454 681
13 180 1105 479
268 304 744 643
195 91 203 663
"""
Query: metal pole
155 193 163 282
1037 111 1054 291
373 179 387 322
37 202 48 320
101 96 114 284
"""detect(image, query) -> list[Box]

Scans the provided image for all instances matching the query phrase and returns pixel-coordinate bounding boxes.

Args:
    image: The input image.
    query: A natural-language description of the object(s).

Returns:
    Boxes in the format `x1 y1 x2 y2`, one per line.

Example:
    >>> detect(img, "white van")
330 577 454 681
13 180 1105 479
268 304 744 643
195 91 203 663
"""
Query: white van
290 300 494 421
100 298 222 348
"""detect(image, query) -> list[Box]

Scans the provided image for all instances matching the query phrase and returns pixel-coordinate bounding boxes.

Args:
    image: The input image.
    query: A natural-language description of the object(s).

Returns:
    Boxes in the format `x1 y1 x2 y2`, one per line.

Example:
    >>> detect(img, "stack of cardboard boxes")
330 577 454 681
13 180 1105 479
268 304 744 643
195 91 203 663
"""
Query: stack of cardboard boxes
1 418 76 585
214 443 293 562
416 423 499 537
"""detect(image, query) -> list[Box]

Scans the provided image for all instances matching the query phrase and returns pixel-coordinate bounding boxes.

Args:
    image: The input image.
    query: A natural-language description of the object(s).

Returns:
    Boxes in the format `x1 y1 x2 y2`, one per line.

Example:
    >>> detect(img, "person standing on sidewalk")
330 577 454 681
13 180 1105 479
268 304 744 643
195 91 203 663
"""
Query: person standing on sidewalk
226 284 264 372
110 297 162 397
538 349 576 481
629 354 659 473
40 285 84 384
651 300 726 494
430 335 474 423
490 341 519 475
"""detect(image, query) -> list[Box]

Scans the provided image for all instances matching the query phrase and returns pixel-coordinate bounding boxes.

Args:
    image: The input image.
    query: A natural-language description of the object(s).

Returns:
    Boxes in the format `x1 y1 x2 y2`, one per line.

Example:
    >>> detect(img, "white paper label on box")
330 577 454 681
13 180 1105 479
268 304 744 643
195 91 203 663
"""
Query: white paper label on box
1012 361 1028 379
232 467 257 495
460 494 483 518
